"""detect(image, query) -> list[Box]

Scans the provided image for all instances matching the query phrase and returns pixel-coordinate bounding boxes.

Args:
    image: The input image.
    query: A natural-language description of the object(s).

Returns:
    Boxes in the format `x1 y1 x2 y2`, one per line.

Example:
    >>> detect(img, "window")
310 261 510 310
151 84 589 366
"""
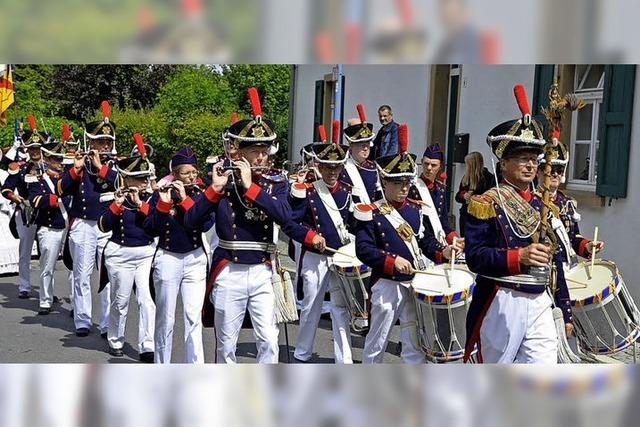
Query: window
567 65 605 191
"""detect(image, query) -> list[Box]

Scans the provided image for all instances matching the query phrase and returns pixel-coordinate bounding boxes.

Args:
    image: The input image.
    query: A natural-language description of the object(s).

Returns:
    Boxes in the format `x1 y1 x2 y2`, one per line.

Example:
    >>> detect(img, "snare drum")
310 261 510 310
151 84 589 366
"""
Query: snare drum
566 259 640 354
329 242 371 333
412 265 476 362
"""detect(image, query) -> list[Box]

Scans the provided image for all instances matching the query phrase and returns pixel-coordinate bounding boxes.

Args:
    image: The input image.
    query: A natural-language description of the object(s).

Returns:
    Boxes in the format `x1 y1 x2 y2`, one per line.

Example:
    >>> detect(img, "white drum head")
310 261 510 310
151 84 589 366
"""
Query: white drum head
331 242 363 268
566 260 618 303
412 266 474 299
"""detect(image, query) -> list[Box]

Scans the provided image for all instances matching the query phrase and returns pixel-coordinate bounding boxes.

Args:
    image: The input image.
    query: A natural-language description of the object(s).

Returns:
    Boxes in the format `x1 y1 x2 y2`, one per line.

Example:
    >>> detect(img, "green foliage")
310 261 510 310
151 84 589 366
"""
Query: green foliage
2 64 292 176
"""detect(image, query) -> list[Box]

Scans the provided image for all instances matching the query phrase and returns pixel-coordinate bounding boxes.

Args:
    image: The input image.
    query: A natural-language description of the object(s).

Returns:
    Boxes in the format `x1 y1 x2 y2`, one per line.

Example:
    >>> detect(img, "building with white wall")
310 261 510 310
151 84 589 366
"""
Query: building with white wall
289 64 640 301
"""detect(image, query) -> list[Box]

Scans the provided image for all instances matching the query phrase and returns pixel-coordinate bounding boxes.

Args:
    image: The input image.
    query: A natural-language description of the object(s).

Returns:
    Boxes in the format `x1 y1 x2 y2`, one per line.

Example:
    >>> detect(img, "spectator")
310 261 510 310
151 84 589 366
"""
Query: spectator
455 151 495 235
371 105 399 159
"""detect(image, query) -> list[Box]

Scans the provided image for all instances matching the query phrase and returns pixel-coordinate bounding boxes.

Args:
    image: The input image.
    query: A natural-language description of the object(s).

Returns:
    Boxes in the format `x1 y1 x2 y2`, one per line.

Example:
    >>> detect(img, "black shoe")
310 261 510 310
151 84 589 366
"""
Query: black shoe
75 328 89 337
139 352 154 363
101 332 107 339
53 296 60 304
109 347 124 357
18 291 29 299
293 356 310 364
38 307 51 315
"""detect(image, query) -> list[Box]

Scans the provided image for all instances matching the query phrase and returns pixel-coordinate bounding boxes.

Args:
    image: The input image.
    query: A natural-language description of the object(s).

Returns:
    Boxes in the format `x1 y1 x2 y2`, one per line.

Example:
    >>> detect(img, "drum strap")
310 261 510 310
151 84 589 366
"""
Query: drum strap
379 202 427 271
345 158 371 204
312 180 350 245
551 216 578 265
414 178 447 245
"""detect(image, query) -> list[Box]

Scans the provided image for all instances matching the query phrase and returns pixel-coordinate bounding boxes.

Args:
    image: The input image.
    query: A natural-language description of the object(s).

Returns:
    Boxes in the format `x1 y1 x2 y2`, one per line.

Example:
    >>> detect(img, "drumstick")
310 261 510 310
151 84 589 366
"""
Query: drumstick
324 246 355 258
591 226 599 269
450 237 457 273
565 277 588 288
412 269 447 277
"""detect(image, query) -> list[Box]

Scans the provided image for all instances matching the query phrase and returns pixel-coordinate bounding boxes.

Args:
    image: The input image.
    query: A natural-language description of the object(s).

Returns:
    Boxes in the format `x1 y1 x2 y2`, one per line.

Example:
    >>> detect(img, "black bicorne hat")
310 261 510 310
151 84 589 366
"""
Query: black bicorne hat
487 84 546 159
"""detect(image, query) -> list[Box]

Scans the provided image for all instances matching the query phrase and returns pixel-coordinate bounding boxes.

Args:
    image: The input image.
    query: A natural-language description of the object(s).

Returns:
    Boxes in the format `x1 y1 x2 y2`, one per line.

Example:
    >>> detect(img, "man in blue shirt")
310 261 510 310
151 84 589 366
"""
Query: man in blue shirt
371 105 399 159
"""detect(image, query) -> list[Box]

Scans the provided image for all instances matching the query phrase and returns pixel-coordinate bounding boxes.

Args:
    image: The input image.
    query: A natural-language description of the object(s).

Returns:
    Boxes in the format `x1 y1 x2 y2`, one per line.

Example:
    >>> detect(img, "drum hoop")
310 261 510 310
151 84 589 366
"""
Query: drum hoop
572 271 621 307
414 283 475 304
580 326 640 354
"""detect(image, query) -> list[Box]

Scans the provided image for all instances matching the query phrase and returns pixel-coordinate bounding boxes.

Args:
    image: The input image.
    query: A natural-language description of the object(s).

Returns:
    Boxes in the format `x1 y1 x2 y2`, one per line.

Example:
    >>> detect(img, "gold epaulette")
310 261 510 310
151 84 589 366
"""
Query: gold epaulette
467 195 496 220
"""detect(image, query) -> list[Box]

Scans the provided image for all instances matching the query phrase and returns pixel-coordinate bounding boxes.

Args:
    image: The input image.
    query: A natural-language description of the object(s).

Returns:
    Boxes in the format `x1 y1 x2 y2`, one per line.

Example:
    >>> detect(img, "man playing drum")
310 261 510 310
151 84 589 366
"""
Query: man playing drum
285 121 355 363
464 85 573 363
354 124 459 363
339 104 383 205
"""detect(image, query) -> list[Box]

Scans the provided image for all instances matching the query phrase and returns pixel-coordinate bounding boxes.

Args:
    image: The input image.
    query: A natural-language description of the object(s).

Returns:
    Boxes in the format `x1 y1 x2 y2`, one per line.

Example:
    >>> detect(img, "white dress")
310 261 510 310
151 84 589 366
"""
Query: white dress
0 169 20 275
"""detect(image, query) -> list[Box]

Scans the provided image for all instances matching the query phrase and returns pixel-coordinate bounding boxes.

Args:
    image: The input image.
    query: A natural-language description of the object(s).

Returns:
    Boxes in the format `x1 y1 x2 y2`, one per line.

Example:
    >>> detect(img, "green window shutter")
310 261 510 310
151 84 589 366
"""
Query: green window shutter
596 65 636 198
532 65 555 135
313 80 324 142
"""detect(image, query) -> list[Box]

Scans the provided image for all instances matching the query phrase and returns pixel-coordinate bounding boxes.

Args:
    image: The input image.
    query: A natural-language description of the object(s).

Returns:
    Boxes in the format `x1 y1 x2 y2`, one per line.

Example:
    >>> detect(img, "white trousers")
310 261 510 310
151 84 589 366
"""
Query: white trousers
68 219 111 331
36 226 66 308
363 278 424 364
294 251 353 363
15 213 36 293
104 243 156 353
479 288 557 363
213 263 279 363
153 247 207 363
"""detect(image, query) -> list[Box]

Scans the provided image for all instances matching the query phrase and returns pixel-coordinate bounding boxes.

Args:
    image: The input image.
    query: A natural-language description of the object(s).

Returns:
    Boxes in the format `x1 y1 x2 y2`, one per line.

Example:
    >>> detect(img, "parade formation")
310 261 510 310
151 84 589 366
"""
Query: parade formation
2 82 639 365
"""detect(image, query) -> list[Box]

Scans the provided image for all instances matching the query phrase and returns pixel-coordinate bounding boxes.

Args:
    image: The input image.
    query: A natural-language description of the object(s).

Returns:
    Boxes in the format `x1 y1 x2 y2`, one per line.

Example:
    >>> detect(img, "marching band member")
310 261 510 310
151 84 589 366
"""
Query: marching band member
535 136 604 266
99 134 155 361
144 146 212 364
339 104 383 204
184 87 291 364
354 124 459 363
464 85 573 363
27 140 69 315
57 101 117 337
285 122 355 363
60 123 79 317
409 142 461 247
1 115 47 299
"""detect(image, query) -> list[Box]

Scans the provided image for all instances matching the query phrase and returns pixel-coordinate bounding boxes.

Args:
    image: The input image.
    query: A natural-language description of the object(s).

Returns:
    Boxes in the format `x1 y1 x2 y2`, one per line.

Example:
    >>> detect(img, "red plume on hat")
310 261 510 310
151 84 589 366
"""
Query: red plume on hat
398 123 408 154
27 114 37 131
332 120 340 144
133 133 147 158
513 84 531 126
317 124 327 143
62 123 70 143
356 104 367 123
101 101 110 123
230 112 238 124
247 87 262 120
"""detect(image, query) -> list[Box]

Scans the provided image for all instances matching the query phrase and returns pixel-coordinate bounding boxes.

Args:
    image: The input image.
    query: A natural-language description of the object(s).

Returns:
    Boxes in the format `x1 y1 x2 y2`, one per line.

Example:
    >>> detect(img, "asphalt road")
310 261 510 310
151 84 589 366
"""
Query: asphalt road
0 259 403 364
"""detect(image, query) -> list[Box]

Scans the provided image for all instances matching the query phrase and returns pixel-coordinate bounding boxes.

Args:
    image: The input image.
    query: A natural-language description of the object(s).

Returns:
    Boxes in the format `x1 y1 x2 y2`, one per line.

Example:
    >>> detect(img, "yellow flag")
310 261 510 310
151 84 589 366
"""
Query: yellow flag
0 65 15 126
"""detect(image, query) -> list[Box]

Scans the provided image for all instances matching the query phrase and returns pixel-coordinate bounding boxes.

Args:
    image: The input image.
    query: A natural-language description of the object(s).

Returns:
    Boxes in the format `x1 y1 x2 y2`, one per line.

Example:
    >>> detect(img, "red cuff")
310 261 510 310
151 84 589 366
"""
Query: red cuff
69 167 83 180
178 196 195 212
506 249 522 275
383 255 396 275
139 202 150 216
156 199 173 214
578 239 590 258
446 231 458 245
244 183 261 203
303 229 317 248
109 202 124 216
98 164 110 179
48 194 59 207
204 186 224 203
435 251 443 264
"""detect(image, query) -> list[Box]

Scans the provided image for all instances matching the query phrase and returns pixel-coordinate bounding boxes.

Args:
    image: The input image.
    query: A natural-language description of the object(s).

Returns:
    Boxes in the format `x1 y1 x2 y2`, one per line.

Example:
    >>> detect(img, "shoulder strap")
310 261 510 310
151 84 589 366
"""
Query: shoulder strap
344 159 371 204
312 180 351 245
414 178 447 245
